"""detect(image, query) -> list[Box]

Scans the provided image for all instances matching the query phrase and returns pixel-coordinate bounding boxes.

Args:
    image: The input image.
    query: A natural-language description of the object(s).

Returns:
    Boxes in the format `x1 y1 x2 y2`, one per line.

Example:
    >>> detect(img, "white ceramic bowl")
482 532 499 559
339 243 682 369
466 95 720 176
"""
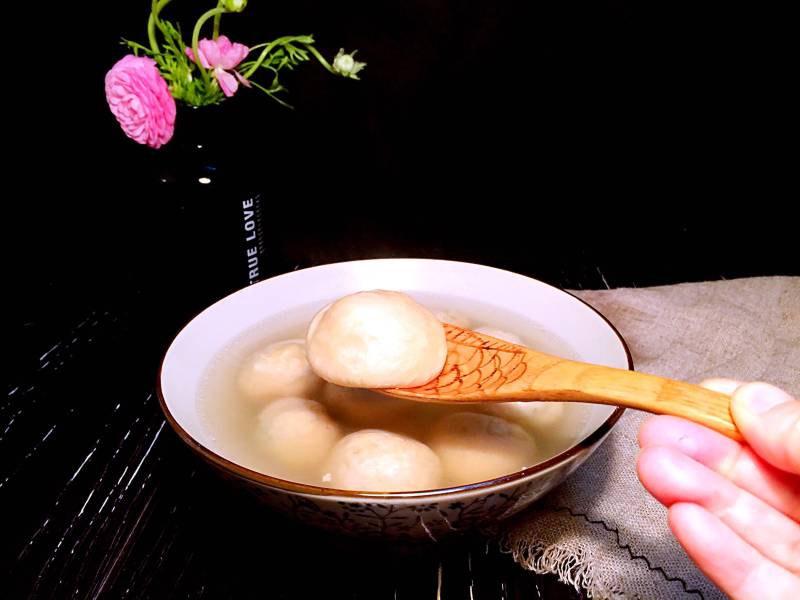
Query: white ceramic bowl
158 259 630 540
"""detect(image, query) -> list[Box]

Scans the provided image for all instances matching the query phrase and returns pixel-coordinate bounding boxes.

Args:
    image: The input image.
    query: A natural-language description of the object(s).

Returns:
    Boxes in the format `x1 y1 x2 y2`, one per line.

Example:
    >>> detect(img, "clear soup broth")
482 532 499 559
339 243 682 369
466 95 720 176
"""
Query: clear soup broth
198 293 594 491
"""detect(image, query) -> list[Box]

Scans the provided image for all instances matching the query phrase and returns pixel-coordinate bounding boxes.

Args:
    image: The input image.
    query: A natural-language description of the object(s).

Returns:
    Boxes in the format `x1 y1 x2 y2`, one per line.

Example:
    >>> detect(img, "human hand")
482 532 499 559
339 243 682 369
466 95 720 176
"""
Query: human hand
637 379 799 599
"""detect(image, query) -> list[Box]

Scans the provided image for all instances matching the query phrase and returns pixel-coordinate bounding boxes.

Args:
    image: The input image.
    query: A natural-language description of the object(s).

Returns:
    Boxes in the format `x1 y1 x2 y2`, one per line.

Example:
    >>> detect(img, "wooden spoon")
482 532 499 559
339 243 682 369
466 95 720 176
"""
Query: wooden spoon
381 324 741 440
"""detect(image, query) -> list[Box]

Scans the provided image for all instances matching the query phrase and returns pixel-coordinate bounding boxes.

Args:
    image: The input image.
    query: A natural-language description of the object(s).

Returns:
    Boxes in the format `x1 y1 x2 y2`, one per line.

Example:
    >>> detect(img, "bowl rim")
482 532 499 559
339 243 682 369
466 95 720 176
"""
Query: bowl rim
157 259 630 500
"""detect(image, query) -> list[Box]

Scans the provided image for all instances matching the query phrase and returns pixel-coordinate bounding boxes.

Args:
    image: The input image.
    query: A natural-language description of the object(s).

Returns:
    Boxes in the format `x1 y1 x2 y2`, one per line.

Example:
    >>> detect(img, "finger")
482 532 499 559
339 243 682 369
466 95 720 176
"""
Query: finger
731 382 800 475
668 503 800 600
639 415 800 521
700 378 744 395
638 446 800 574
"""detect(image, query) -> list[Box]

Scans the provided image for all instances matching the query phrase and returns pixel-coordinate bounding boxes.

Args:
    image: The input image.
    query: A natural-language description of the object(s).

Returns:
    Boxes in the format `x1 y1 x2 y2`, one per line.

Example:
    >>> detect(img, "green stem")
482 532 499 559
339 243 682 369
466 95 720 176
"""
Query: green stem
241 40 282 79
192 7 227 88
213 0 224 39
242 37 305 79
154 0 174 37
245 42 273 53
304 44 336 75
147 0 160 54
147 0 174 54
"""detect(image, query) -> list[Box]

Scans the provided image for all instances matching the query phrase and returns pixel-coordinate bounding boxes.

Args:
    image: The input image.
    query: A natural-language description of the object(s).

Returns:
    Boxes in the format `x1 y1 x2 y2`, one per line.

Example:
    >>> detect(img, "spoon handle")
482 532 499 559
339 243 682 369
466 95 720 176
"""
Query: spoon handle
385 324 741 440
511 355 741 440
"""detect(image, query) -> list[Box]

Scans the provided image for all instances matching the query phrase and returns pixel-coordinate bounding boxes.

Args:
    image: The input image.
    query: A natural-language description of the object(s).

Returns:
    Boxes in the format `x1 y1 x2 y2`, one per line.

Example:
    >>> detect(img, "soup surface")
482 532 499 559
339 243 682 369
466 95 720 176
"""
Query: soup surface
198 294 594 491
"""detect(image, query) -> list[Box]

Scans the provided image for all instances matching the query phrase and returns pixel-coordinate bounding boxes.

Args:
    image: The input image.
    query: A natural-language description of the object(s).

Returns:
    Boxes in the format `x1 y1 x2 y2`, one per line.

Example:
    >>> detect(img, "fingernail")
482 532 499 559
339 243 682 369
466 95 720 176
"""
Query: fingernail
734 383 793 415
699 378 742 395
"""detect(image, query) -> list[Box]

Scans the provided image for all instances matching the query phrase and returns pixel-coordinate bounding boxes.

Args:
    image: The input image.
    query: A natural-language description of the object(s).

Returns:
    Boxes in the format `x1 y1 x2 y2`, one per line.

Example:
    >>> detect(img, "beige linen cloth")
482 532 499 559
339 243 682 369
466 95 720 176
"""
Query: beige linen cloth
504 277 799 599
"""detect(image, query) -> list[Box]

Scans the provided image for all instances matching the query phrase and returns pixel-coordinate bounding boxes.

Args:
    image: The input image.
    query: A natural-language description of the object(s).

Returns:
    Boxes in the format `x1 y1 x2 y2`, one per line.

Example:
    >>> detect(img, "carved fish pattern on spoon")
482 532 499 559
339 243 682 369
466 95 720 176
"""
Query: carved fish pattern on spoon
381 324 740 440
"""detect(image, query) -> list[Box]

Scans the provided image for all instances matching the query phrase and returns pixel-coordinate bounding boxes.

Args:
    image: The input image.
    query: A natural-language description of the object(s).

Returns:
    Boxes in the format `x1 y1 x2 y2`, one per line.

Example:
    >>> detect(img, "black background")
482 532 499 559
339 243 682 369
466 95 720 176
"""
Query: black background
8 0 797 328
4 1 796 597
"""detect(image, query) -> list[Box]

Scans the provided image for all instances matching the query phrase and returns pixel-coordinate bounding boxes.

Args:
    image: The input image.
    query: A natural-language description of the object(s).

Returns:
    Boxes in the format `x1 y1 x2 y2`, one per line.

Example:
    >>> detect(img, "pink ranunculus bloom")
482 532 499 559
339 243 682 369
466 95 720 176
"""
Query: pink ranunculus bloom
186 35 250 97
105 55 176 149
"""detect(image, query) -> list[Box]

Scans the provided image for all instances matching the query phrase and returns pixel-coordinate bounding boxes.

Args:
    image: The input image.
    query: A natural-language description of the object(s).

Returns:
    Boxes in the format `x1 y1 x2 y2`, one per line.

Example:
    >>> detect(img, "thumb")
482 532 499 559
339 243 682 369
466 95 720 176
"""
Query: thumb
730 382 800 475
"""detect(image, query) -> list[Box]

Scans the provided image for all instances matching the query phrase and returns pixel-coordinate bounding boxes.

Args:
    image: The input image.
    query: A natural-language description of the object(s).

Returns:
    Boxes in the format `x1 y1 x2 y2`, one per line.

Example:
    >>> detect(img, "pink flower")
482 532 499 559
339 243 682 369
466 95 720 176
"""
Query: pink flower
105 55 176 149
186 36 250 97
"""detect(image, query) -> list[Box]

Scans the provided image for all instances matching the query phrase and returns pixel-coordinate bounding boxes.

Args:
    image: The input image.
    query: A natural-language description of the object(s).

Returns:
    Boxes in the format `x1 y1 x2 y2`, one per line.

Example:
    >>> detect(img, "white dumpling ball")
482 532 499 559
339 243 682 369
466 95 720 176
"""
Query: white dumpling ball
306 291 447 388
322 383 412 429
428 412 536 486
321 430 442 491
484 401 566 432
237 339 323 403
473 327 523 345
254 397 342 473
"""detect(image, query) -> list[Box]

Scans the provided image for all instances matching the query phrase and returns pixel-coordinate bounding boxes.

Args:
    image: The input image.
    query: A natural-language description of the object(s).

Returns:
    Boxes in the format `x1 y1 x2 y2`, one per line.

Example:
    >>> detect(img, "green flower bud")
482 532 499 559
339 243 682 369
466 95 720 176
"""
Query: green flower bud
332 49 366 80
223 0 247 12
